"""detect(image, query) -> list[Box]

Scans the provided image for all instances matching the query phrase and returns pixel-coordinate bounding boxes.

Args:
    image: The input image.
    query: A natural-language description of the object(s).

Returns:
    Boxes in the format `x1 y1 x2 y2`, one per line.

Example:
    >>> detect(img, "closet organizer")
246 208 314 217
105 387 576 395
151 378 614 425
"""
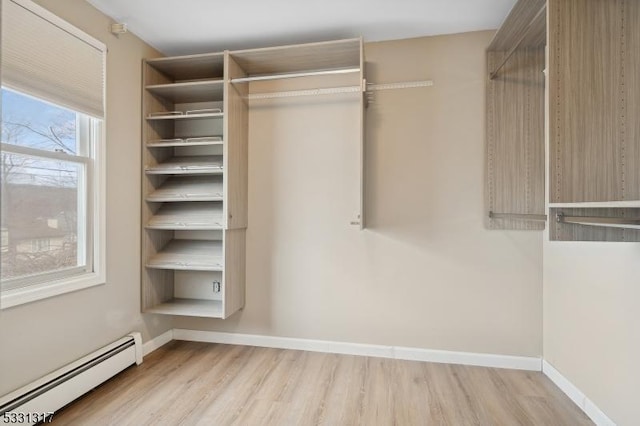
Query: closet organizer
141 39 365 318
486 0 640 241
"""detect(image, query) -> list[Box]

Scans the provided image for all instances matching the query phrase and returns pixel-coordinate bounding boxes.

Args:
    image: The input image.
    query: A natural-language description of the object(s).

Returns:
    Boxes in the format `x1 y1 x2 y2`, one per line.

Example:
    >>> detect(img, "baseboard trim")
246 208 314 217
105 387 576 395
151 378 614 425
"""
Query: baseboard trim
394 346 542 371
142 330 616 423
542 360 616 426
142 329 174 357
172 329 542 371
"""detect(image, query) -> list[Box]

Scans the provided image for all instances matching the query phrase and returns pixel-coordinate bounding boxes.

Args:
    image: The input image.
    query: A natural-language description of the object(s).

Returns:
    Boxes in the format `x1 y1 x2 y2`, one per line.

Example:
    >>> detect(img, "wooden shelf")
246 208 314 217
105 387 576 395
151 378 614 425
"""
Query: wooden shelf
146 53 224 81
146 111 224 121
549 201 640 208
147 136 223 148
146 80 224 103
146 239 223 271
145 156 223 175
487 0 546 51
230 38 361 77
147 176 223 202
145 298 223 318
146 202 224 230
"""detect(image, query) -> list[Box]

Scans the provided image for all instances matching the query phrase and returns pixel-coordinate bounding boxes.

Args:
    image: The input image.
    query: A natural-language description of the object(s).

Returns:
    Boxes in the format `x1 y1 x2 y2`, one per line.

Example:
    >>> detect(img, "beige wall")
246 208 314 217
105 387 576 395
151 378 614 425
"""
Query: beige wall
175 32 544 357
0 0 172 395
1 3 634 422
544 241 640 424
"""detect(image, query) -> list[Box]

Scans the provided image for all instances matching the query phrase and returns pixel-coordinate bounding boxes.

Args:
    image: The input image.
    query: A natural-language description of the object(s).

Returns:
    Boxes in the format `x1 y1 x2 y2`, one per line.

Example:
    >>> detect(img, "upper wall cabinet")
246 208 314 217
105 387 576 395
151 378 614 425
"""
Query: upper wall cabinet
485 0 547 230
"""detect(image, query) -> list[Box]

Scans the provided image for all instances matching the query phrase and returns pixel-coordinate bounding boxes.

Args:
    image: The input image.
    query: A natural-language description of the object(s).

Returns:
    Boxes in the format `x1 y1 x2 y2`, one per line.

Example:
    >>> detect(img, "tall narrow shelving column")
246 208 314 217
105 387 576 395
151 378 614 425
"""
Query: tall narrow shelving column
221 52 248 315
141 52 247 318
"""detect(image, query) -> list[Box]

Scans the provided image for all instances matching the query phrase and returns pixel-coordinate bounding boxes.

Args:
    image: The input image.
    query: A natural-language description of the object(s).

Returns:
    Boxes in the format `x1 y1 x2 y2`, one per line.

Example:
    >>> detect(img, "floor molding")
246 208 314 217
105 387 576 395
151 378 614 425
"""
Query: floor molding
542 360 616 426
172 329 542 371
142 329 174 357
143 330 616 423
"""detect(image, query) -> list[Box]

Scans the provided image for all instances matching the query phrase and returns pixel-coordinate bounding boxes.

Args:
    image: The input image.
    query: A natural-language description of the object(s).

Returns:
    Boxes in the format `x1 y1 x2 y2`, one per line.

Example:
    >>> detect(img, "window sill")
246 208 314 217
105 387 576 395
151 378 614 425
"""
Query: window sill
0 272 105 309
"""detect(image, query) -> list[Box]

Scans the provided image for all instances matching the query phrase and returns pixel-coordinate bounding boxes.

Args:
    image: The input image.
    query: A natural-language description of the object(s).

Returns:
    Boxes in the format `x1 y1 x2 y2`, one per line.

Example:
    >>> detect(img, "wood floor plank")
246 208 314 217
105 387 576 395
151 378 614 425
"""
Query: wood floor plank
49 341 593 426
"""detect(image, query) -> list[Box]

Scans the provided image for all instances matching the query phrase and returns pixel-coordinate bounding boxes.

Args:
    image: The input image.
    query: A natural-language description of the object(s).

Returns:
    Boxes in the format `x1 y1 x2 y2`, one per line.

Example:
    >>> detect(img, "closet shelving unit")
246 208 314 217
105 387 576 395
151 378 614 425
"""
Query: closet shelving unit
487 0 640 241
146 175 224 202
546 0 640 242
142 38 364 319
142 52 247 318
229 38 361 81
229 38 366 229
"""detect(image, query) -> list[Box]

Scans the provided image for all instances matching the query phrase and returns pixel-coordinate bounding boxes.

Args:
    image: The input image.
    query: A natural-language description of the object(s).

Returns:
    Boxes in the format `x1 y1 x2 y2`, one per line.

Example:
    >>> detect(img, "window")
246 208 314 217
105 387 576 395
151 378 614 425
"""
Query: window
1 88 98 283
31 239 52 253
0 0 106 308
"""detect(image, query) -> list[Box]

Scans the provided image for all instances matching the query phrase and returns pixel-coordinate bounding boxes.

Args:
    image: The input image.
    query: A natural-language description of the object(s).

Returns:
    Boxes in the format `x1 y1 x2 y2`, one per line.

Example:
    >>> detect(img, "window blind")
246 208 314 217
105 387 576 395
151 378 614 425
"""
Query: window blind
1 0 106 118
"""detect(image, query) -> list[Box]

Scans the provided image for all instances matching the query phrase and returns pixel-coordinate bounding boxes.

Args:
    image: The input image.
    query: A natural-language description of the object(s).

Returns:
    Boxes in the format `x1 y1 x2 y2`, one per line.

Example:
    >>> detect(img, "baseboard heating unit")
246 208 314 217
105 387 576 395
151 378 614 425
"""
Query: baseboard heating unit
0 332 142 425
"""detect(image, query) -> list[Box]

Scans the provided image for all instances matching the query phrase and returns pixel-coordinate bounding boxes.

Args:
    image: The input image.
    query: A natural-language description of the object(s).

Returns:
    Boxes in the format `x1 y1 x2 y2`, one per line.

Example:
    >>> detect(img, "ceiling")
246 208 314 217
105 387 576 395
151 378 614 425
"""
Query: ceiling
87 0 516 56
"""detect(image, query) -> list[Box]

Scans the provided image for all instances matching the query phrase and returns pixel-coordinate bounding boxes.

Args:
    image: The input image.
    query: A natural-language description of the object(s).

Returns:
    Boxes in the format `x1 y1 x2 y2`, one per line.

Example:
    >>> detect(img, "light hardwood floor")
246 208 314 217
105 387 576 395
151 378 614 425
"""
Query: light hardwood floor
51 341 593 425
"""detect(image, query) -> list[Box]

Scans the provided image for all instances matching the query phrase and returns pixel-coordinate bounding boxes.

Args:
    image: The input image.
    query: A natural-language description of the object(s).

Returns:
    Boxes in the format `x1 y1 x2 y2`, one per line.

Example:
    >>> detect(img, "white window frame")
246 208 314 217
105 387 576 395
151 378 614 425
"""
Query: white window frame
0 112 106 308
0 1 106 309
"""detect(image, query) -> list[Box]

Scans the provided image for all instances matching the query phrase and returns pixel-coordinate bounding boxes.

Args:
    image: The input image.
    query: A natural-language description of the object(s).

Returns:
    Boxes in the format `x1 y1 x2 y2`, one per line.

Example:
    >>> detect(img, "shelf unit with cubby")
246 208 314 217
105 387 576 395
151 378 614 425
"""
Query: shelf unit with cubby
142 52 247 318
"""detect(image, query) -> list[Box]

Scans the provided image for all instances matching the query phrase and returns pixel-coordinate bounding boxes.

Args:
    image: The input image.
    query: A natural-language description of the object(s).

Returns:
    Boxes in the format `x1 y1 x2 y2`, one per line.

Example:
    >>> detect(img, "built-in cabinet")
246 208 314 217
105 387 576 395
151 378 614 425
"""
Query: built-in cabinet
142 39 364 318
486 0 640 241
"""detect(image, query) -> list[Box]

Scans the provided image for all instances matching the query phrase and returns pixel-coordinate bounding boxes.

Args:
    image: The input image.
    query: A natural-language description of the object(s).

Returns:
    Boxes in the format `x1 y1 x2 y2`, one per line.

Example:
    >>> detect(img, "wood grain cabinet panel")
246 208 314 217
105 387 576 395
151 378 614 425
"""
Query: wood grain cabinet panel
490 0 640 240
485 0 546 230
486 49 546 230
549 0 640 203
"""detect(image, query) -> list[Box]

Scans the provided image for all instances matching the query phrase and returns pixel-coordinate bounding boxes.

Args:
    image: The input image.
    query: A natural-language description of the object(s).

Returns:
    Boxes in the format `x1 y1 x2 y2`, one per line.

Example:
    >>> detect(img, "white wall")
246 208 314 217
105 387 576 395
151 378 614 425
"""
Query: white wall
544 241 640 424
175 33 544 358
0 0 172 395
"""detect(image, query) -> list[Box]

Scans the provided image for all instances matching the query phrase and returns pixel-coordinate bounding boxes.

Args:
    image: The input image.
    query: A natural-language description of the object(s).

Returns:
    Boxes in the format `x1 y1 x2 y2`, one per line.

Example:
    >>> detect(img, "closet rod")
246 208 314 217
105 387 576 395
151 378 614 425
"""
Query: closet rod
368 80 434 91
556 213 640 229
489 4 546 80
232 67 360 84
489 212 547 221
247 85 361 100
247 79 434 100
